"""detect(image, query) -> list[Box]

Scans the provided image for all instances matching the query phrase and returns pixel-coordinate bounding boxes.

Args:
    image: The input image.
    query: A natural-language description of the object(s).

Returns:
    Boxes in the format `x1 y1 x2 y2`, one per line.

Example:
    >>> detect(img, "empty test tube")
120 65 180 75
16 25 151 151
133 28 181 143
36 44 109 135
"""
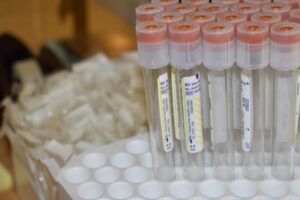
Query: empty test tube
169 21 204 181
271 22 300 180
186 11 216 157
274 0 299 9
231 3 260 20
135 4 165 24
199 3 229 16
217 11 247 163
136 21 176 181
154 11 184 166
203 22 235 181
169 3 197 17
152 0 179 10
237 21 269 180
182 0 210 9
244 0 271 8
262 3 291 21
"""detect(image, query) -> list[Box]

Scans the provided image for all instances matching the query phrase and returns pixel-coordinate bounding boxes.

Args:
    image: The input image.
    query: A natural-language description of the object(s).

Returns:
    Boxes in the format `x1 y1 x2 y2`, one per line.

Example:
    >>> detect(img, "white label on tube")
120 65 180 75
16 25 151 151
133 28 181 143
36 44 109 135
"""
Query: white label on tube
208 73 214 149
158 72 174 152
241 73 252 152
182 73 204 153
171 67 180 140
295 69 300 138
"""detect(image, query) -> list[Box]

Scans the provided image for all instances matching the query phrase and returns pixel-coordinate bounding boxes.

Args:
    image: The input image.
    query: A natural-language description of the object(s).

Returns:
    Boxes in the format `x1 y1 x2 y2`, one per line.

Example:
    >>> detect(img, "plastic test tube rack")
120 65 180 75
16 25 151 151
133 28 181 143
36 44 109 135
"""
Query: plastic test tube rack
58 134 300 200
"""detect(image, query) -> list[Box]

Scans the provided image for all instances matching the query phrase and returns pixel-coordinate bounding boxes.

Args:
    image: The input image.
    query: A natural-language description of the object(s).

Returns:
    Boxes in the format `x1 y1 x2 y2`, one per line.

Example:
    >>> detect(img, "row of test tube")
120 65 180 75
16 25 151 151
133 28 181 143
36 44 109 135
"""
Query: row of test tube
135 0 300 182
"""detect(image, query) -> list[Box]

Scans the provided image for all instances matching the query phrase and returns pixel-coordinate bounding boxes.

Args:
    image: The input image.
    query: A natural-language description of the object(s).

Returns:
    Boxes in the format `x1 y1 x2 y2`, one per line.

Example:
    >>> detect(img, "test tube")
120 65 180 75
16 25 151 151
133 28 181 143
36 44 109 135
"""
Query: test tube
231 3 261 20
217 11 247 165
135 4 165 24
154 11 184 166
289 9 300 23
236 21 269 180
262 3 291 21
136 21 176 181
251 12 282 164
203 22 235 181
169 3 197 17
182 0 210 9
244 0 271 8
152 0 179 10
271 22 300 180
274 0 299 9
169 21 204 181
186 11 216 161
198 3 229 16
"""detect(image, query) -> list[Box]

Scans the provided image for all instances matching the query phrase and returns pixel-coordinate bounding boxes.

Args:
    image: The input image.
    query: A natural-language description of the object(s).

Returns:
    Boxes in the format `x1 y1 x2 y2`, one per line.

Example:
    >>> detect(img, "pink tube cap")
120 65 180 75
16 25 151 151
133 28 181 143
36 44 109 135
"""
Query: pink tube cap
271 22 300 45
262 3 291 20
217 11 247 28
169 3 197 16
136 4 165 23
237 21 269 44
136 21 168 43
289 9 300 24
251 12 282 27
182 0 209 8
274 0 299 9
199 3 229 16
152 0 178 8
202 21 234 44
244 0 271 7
185 11 216 26
212 0 240 6
154 11 184 25
169 21 201 43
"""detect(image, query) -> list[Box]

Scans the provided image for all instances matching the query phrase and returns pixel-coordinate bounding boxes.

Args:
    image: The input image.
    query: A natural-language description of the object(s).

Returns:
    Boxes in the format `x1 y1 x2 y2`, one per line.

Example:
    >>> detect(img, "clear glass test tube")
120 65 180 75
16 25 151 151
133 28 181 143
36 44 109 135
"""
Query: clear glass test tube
261 2 291 21
217 12 247 163
236 21 269 180
182 0 209 10
136 21 176 181
154 11 184 167
169 21 205 181
270 22 300 180
202 22 235 181
231 3 260 20
185 11 216 166
135 3 165 24
251 12 282 164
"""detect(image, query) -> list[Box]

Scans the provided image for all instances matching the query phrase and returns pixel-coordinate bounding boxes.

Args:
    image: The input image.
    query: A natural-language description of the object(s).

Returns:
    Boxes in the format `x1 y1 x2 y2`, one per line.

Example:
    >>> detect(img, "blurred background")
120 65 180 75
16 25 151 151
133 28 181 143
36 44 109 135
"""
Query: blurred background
0 0 147 199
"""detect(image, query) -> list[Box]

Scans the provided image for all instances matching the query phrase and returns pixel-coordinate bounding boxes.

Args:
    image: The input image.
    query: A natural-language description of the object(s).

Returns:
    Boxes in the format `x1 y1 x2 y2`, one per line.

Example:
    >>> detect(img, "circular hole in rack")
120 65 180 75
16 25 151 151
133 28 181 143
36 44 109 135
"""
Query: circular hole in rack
126 140 149 155
199 180 226 199
64 167 91 184
291 180 300 196
82 153 107 169
261 180 289 198
108 182 134 200
222 196 240 200
124 166 150 183
230 180 257 198
251 196 272 200
169 181 196 199
77 182 103 199
95 167 120 184
110 153 136 169
139 153 153 168
138 181 165 199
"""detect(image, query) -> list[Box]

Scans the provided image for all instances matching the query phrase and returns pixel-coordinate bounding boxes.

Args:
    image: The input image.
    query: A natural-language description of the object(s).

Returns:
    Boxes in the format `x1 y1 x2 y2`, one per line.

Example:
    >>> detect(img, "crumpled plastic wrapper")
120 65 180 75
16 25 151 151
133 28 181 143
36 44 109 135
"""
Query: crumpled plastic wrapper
1 52 148 168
